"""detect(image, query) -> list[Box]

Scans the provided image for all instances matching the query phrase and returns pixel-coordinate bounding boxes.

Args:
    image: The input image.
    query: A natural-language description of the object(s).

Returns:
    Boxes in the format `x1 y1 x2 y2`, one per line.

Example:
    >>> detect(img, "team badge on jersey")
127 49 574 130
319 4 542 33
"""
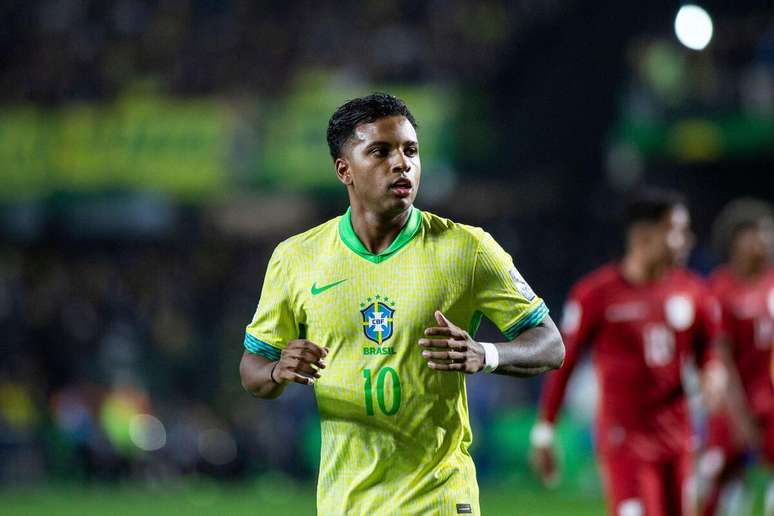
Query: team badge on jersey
509 267 536 301
360 295 395 345
665 294 695 331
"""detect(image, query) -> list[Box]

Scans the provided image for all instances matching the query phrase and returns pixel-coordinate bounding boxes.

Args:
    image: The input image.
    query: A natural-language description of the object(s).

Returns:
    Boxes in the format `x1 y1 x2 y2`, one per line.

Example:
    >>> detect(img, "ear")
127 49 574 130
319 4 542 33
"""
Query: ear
335 158 352 186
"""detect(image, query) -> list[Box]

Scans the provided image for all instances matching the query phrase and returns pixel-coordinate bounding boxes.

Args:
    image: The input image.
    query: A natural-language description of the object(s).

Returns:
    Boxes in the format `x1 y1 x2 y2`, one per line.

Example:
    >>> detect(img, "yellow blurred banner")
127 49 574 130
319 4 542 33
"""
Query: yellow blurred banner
0 95 229 200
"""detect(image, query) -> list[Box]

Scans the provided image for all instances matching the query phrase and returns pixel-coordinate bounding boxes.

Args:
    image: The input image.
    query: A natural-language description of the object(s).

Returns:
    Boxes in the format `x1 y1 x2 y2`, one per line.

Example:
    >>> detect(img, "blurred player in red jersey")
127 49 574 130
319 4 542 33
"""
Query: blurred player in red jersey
699 199 774 516
530 188 722 516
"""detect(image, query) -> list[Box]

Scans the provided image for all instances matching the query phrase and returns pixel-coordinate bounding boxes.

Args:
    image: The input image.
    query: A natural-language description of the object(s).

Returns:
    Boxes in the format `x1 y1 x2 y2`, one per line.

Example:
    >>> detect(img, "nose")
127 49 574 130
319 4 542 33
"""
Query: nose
392 151 411 174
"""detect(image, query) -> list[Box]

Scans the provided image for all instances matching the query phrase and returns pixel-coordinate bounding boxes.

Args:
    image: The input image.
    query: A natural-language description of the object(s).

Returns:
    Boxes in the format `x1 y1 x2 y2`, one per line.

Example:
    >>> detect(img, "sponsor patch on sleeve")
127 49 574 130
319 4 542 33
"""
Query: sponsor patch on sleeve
456 503 473 514
509 267 536 301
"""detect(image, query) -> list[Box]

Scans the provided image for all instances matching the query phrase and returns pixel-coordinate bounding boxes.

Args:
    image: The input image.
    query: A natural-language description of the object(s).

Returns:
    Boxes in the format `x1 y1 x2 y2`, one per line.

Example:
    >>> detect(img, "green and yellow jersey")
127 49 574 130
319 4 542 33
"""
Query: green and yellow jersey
245 207 548 515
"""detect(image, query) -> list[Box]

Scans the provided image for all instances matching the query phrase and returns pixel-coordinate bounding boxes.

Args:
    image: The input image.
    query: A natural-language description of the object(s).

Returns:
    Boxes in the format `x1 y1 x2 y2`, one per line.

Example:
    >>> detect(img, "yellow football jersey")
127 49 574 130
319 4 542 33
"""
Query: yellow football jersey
245 207 548 515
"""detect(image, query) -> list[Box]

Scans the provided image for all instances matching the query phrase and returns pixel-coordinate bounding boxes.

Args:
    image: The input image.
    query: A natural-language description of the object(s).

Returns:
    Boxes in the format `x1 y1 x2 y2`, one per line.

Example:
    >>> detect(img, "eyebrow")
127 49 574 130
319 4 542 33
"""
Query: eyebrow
365 140 418 148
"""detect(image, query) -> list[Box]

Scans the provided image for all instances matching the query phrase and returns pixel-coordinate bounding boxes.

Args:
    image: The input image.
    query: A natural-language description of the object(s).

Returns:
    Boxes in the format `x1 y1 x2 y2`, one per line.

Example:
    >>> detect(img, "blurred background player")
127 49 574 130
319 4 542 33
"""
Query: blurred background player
699 199 774 516
530 188 722 516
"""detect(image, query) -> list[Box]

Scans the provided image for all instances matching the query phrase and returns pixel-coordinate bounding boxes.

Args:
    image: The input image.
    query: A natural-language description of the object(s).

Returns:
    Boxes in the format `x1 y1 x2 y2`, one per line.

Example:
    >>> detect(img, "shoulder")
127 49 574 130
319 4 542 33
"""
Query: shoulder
419 210 499 250
419 210 479 240
272 217 340 259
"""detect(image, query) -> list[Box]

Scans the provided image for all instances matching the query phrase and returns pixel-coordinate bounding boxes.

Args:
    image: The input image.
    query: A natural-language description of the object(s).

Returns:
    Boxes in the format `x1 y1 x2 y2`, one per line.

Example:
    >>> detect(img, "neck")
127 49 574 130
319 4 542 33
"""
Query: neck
349 204 412 254
621 249 670 285
729 255 764 280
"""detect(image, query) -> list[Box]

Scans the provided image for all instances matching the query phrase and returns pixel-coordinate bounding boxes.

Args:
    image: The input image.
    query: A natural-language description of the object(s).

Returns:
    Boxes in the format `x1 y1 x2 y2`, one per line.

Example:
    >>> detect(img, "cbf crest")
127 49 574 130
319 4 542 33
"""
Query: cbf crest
360 295 396 345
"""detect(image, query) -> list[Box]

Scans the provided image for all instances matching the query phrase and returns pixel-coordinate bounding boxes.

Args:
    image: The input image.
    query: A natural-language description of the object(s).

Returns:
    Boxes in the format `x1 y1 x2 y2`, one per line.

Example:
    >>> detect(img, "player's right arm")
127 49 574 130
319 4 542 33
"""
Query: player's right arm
240 341 327 399
239 244 327 400
530 279 601 486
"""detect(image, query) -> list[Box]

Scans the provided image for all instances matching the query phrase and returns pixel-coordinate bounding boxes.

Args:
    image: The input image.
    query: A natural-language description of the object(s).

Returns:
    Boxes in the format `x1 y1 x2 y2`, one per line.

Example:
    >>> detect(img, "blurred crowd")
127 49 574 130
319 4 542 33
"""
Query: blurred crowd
0 0 565 103
0 241 326 485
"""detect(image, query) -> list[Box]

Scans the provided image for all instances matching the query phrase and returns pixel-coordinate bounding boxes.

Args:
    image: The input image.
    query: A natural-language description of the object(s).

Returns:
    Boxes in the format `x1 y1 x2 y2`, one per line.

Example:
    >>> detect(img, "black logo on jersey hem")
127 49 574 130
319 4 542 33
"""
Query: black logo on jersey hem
456 503 472 514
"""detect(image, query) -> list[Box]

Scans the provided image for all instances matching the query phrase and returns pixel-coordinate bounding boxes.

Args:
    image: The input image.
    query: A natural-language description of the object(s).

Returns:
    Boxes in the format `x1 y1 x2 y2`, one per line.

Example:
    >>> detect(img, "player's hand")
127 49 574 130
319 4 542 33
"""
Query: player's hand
418 310 485 374
530 445 559 487
529 421 559 487
273 339 328 386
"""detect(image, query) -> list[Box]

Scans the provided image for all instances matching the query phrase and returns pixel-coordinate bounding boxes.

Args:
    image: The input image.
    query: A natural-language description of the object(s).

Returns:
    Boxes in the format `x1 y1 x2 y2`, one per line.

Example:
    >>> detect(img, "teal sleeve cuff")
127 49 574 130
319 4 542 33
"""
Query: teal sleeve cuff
502 301 549 340
244 333 282 361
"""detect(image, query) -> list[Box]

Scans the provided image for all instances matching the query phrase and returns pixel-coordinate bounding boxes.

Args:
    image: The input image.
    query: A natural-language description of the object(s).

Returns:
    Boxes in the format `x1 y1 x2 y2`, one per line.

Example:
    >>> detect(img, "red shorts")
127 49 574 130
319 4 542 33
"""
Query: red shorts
599 448 693 516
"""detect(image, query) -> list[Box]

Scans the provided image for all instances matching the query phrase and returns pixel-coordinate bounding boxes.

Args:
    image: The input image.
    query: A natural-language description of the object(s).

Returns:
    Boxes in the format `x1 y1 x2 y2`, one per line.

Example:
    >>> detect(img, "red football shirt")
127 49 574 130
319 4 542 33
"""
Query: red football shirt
709 266 774 418
539 264 720 461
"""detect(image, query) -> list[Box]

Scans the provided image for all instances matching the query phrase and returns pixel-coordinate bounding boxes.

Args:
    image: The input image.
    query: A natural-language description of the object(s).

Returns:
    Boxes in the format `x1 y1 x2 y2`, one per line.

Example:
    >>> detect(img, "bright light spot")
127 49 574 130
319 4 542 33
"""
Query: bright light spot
198 429 237 465
129 413 167 451
674 5 713 50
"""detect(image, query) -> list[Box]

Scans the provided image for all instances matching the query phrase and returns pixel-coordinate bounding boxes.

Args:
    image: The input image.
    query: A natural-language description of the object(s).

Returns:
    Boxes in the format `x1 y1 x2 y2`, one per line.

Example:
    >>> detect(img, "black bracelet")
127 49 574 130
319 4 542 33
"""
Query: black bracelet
269 361 281 385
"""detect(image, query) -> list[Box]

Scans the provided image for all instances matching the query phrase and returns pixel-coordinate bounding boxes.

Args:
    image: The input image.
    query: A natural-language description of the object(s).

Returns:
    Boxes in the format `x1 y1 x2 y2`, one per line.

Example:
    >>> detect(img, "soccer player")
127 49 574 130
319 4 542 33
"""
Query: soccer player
700 199 774 516
238 93 564 515
530 188 721 516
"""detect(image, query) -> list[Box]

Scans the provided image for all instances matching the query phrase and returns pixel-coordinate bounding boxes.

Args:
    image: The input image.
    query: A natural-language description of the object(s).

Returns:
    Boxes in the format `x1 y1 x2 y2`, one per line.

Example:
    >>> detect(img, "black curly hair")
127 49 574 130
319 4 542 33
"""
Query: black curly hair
326 93 418 160
623 187 687 232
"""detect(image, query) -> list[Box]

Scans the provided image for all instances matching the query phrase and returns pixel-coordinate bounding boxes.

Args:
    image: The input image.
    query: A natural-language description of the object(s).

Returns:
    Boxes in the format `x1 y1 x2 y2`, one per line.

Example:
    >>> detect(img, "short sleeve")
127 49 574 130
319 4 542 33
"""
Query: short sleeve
244 244 299 361
472 230 548 340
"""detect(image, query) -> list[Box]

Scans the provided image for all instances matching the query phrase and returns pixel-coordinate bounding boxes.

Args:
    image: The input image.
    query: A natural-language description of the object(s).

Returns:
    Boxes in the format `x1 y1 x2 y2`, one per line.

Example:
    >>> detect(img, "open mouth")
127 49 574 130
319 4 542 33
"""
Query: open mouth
389 178 413 198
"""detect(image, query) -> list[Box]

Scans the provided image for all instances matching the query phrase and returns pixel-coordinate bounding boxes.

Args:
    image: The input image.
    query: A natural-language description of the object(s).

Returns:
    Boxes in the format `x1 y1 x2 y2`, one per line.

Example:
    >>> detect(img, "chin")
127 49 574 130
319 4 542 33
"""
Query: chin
395 197 414 210
380 198 412 217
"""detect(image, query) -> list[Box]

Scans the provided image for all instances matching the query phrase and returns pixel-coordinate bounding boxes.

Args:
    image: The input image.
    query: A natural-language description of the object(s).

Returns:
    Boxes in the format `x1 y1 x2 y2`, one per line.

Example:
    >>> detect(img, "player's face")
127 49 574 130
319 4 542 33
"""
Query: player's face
336 116 421 216
641 205 693 266
732 218 774 269
659 205 693 266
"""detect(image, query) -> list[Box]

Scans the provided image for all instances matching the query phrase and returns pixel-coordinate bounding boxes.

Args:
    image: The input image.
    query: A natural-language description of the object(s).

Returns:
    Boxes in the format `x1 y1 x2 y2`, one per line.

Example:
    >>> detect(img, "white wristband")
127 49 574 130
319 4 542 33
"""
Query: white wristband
480 342 499 373
530 422 555 448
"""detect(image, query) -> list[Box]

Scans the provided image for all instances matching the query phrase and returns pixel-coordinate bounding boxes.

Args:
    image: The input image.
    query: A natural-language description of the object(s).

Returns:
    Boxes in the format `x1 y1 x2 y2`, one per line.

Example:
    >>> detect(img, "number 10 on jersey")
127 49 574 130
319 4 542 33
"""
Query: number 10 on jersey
363 367 401 416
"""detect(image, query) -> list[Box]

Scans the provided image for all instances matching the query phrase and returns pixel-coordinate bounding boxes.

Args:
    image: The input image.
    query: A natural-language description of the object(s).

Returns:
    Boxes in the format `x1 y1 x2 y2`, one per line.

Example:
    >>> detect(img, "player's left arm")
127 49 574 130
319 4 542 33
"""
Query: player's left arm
419 230 564 376
419 310 563 376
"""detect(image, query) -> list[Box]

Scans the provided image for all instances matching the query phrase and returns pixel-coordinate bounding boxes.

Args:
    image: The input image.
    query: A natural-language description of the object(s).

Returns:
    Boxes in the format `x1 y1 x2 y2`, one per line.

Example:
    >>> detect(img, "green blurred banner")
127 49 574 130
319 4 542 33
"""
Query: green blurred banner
611 113 774 162
0 77 455 201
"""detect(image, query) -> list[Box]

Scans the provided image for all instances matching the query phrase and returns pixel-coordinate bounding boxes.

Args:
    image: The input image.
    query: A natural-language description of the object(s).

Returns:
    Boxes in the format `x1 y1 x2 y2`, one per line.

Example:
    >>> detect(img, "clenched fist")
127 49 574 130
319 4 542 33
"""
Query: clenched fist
272 339 329 385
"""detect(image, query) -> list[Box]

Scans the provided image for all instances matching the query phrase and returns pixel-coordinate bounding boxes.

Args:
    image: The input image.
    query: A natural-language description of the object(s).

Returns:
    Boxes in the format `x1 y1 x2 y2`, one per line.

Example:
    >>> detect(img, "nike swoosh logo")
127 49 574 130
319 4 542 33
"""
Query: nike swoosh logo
311 279 347 295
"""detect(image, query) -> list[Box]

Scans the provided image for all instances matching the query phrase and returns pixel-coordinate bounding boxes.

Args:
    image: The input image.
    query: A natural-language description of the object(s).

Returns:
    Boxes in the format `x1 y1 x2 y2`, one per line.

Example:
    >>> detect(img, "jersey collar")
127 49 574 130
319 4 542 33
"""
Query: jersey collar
338 206 422 264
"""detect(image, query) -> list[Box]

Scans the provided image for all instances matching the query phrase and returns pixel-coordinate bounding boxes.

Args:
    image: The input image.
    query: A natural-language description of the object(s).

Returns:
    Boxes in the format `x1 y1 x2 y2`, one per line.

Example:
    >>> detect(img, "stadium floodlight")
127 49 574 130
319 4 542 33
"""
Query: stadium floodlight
674 5 713 50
